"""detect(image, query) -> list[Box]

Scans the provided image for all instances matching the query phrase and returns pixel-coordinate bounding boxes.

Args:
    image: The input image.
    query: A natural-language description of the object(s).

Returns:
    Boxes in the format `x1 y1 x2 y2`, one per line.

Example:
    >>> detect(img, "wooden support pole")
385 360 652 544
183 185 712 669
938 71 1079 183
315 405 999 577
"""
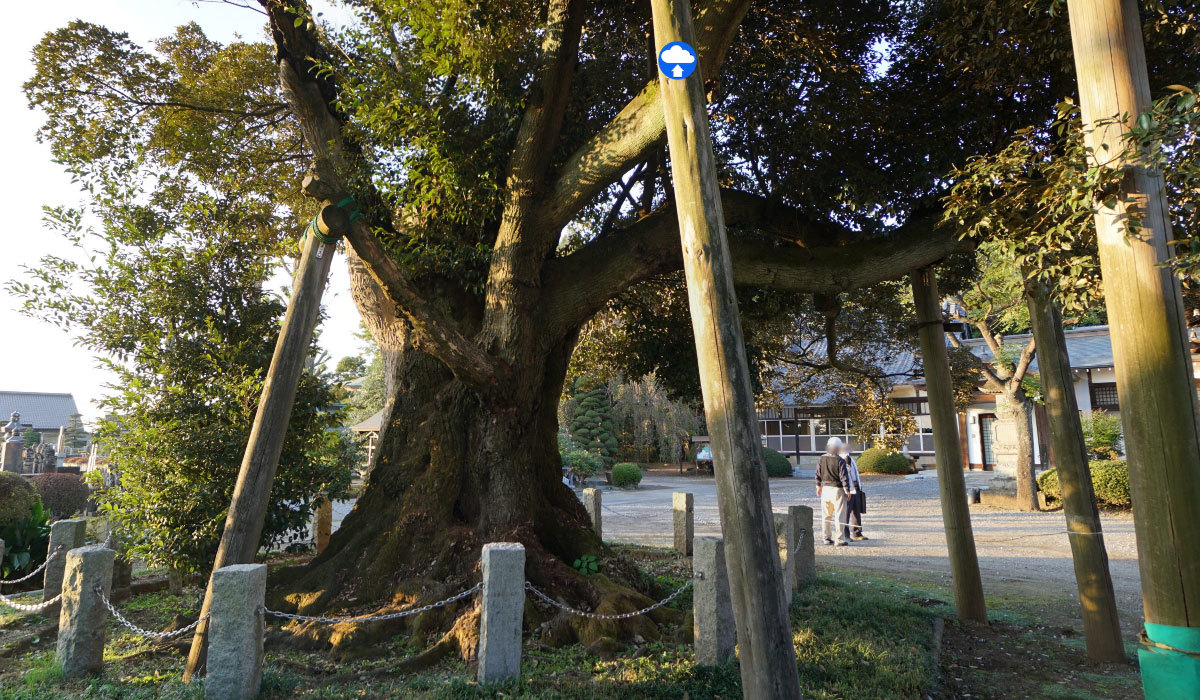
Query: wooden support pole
184 201 347 680
1066 1 1200 690
911 268 988 623
1025 282 1124 661
651 1 802 696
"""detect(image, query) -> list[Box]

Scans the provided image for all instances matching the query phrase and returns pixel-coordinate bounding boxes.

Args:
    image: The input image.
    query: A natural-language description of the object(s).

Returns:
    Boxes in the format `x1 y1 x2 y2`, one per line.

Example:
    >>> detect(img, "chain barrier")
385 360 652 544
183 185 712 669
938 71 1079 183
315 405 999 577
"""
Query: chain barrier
93 585 209 640
263 582 482 624
0 591 61 613
524 577 694 620
0 546 64 587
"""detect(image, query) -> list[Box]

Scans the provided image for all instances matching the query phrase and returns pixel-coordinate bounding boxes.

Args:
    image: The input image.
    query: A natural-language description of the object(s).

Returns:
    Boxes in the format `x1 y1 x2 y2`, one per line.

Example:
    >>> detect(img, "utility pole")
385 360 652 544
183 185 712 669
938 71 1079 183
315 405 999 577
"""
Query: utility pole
1025 281 1124 661
910 267 987 623
184 196 348 680
1065 1 1200 695
650 1 802 697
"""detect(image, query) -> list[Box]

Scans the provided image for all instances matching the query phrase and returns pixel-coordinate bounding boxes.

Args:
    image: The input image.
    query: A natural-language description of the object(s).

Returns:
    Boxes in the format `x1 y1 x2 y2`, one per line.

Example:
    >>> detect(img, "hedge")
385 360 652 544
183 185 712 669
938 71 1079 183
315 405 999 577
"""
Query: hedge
856 447 911 475
763 448 793 477
28 473 92 519
611 462 643 487
0 472 38 528
1038 460 1131 509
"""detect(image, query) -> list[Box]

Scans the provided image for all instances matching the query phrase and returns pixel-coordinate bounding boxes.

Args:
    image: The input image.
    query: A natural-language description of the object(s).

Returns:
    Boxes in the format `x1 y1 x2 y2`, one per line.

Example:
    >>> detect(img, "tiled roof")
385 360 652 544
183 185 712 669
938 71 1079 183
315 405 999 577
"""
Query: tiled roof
960 325 1114 371
0 391 80 430
349 408 385 432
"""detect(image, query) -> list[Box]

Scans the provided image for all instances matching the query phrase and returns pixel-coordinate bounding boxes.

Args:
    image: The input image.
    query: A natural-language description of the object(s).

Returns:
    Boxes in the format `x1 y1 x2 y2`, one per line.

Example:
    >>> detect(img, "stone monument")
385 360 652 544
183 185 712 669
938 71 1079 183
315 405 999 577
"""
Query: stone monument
1 412 25 474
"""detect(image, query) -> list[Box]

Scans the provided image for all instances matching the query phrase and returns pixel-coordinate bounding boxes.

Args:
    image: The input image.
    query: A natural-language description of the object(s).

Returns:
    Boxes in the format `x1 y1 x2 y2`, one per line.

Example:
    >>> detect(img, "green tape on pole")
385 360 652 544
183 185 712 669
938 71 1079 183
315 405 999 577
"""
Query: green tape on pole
336 197 364 223
1139 622 1200 699
309 216 341 245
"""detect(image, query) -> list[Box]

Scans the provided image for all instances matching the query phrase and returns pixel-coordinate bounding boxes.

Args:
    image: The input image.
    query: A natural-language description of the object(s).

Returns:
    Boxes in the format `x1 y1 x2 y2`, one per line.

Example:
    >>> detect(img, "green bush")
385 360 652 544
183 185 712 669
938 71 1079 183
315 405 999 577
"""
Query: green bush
857 447 911 474
561 448 604 479
0 471 38 528
29 473 92 519
763 447 793 477
1081 411 1123 460
611 462 643 487
1 500 51 578
1038 460 1131 508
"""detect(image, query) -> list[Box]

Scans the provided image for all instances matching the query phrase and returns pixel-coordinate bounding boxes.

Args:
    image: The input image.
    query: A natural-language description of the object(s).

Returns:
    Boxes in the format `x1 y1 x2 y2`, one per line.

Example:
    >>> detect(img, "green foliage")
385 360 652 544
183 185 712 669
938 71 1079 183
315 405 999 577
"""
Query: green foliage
1038 460 1131 509
0 472 38 528
27 474 91 520
1 501 51 579
62 414 89 454
21 429 42 445
572 554 599 576
762 448 793 478
857 448 910 475
560 448 604 480
1081 410 1123 461
567 382 618 468
610 463 643 488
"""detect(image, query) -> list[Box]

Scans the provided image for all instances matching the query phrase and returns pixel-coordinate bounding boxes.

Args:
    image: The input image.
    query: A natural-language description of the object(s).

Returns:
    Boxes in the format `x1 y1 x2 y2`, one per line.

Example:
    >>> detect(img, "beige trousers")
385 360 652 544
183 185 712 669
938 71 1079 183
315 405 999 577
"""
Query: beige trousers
820 486 849 544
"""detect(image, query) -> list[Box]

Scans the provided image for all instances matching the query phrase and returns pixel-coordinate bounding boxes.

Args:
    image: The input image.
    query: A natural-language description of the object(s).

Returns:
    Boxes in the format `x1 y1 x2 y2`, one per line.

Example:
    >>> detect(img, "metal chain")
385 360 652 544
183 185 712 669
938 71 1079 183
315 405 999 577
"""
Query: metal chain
0 591 61 613
0 546 64 586
263 582 481 624
524 578 694 620
93 585 209 640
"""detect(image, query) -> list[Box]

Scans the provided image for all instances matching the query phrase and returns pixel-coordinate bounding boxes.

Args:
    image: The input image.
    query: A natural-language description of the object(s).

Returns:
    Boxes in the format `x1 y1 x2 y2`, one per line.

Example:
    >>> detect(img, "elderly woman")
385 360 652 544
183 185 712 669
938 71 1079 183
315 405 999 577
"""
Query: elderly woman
815 437 852 546
839 445 868 541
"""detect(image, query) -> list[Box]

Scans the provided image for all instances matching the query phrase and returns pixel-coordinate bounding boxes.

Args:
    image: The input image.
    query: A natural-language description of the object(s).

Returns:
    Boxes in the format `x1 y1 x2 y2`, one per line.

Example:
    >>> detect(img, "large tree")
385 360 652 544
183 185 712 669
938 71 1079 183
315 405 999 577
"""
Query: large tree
26 0 1199 658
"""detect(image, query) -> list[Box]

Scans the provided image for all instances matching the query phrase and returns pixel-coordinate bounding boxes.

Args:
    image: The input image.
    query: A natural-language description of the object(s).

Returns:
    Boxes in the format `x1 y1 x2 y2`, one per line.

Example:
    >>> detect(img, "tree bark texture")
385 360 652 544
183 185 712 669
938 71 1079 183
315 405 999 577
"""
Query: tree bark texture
1025 282 1124 662
1066 0 1200 629
651 0 802 697
911 268 988 623
997 389 1040 512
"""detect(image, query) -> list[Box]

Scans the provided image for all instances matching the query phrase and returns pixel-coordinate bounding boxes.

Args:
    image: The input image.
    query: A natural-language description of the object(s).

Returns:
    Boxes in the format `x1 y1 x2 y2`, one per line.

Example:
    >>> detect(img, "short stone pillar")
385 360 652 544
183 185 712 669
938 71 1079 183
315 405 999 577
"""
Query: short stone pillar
44 519 87 611
1 439 23 474
478 542 525 684
206 563 267 700
168 568 184 595
693 536 735 665
56 545 115 678
314 497 333 554
786 505 816 590
673 492 694 555
582 488 602 540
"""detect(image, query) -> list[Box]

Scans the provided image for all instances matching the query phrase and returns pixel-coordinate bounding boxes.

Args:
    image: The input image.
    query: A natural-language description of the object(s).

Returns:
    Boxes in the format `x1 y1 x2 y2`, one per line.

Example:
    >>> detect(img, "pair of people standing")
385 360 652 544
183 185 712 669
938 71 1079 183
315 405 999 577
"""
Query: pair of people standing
815 437 867 545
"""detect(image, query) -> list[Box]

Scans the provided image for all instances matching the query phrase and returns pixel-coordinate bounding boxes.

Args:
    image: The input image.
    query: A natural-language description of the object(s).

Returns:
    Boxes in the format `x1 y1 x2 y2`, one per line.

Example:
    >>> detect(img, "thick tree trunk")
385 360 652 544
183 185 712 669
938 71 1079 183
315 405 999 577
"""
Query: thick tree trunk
1025 282 1124 662
274 313 680 655
1000 389 1040 512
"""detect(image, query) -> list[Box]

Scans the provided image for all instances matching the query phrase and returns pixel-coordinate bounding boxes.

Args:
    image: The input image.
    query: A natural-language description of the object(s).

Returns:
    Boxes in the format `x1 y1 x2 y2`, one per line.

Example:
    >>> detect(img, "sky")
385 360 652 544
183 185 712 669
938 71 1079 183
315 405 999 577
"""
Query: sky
0 0 362 425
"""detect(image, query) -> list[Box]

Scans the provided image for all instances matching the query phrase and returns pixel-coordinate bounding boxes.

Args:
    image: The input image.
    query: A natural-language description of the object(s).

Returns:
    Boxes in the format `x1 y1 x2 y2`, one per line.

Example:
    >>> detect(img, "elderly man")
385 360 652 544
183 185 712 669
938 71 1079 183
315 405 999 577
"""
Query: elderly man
815 437 852 546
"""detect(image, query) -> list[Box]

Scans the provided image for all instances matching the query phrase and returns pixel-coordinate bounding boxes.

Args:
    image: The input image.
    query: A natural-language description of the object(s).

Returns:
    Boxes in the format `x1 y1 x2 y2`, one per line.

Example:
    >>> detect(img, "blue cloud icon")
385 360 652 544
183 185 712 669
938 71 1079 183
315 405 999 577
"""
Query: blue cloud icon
658 41 698 80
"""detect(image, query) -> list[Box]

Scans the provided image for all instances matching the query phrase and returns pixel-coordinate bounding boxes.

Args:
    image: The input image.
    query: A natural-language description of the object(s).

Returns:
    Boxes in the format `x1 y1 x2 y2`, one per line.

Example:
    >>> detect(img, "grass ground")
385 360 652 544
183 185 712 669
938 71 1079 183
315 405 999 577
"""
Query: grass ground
0 545 1142 699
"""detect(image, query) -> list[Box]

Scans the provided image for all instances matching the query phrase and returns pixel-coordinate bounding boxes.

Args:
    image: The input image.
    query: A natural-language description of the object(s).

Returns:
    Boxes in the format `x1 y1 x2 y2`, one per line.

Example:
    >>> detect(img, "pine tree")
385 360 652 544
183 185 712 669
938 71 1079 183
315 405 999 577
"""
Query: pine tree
569 383 618 468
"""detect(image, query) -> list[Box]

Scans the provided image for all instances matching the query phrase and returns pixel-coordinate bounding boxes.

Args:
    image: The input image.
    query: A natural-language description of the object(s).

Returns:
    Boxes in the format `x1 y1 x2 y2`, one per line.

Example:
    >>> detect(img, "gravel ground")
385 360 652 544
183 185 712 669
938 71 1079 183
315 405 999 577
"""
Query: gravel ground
596 469 1145 634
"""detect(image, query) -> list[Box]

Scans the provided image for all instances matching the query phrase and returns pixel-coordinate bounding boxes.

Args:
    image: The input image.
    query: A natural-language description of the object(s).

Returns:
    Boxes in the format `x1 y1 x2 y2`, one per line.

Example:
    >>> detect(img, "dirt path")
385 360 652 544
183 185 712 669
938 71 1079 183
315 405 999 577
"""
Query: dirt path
598 470 1145 636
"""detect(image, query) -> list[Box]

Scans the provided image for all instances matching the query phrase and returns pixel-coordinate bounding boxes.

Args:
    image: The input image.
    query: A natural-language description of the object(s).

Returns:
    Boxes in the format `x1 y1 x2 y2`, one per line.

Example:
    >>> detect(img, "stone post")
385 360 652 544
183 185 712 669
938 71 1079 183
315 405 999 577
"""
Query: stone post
168 567 184 595
478 542 525 684
673 492 694 555
56 545 115 678
44 519 87 612
0 538 5 565
787 505 816 590
582 488 602 540
314 496 332 554
693 536 735 665
206 563 267 700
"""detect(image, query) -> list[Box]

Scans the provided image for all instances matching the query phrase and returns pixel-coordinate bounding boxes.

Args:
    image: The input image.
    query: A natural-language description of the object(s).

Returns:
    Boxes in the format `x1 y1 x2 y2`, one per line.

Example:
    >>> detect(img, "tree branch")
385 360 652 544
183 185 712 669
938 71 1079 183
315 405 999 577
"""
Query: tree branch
537 0 752 233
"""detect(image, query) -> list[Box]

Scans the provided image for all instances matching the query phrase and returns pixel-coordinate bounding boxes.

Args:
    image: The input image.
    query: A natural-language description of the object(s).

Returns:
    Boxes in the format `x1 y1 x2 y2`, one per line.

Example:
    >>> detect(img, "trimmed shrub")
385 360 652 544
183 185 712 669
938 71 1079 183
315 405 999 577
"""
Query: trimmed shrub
763 448 793 477
1037 460 1131 509
28 473 92 519
0 472 38 528
561 448 604 479
857 447 910 474
611 462 643 487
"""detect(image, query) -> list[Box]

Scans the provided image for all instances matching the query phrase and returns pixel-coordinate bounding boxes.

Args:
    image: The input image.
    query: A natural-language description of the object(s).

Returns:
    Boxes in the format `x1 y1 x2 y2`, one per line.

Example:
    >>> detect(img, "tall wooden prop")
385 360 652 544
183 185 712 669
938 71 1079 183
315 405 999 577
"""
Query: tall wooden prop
651 1 803 697
911 268 988 623
1066 1 1200 693
184 201 347 680
1025 282 1124 661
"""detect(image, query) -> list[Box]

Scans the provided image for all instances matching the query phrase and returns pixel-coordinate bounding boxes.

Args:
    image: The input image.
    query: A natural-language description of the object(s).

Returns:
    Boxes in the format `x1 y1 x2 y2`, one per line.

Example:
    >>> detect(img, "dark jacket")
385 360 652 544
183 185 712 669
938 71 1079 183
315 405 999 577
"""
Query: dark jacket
816 453 852 491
